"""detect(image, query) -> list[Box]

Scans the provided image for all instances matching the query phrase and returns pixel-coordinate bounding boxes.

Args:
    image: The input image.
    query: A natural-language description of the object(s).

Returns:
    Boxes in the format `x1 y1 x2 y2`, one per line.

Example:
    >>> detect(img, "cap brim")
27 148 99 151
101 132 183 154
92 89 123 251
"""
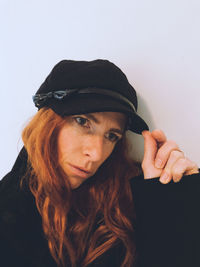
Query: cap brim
45 94 149 134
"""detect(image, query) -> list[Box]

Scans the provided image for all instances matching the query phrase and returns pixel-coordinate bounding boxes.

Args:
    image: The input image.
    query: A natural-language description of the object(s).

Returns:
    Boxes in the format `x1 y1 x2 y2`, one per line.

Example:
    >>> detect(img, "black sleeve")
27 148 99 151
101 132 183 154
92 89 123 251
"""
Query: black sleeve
130 172 200 267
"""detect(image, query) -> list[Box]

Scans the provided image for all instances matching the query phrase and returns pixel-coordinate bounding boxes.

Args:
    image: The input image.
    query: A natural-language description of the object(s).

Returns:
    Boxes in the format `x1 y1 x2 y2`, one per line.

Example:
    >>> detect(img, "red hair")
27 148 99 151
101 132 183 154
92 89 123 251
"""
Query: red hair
21 107 141 267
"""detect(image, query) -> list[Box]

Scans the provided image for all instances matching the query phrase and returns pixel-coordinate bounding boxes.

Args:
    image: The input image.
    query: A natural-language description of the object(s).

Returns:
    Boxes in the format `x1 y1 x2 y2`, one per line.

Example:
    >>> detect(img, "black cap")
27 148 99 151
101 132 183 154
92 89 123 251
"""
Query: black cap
33 59 149 134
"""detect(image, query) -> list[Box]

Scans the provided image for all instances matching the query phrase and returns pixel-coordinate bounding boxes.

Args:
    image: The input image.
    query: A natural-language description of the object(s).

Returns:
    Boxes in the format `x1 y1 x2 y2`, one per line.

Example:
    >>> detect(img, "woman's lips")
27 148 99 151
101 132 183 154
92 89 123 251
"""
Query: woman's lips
68 164 91 178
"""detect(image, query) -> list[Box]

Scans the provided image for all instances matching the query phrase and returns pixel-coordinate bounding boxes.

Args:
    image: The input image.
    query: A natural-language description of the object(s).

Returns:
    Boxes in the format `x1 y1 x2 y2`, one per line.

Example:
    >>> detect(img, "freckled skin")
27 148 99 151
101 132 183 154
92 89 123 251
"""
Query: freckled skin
57 112 126 188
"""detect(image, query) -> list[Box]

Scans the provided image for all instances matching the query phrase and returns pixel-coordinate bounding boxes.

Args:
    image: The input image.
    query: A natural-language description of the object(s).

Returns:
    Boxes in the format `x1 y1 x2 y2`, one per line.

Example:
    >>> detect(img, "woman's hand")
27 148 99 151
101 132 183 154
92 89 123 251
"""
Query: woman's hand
141 129 199 184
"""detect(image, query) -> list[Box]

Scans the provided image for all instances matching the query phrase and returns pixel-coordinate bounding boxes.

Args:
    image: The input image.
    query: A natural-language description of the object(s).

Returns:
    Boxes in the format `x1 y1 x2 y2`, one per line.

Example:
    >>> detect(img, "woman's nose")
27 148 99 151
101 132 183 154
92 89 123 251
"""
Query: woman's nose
83 135 105 162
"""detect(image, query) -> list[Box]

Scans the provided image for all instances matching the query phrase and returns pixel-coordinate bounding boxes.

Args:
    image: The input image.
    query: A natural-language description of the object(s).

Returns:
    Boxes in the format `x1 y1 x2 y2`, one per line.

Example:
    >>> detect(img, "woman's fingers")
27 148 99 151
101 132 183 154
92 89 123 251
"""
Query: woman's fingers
142 129 166 164
142 129 199 182
154 140 180 169
142 130 167 178
142 131 161 178
142 130 157 166
160 153 199 184
151 129 167 145
159 150 185 183
170 158 198 183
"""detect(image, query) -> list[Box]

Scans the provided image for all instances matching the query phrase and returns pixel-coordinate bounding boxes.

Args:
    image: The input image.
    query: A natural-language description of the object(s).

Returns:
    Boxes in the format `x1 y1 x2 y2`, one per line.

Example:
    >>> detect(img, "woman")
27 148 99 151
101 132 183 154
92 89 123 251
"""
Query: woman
0 59 199 267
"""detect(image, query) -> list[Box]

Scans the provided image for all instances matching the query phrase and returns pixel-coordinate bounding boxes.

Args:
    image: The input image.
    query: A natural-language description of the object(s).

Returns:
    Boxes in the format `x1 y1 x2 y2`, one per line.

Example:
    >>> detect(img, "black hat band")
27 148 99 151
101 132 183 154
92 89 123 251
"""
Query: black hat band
33 87 137 113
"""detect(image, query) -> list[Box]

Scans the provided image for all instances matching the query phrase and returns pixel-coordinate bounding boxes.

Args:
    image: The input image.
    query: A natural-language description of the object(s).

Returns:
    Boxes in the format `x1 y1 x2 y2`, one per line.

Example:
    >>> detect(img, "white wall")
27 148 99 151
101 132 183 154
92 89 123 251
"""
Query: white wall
1 0 199 178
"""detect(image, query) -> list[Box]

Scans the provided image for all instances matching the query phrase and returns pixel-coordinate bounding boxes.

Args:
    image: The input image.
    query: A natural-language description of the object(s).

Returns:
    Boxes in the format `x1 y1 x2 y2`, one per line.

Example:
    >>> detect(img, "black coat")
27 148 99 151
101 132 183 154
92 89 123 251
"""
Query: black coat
0 148 200 267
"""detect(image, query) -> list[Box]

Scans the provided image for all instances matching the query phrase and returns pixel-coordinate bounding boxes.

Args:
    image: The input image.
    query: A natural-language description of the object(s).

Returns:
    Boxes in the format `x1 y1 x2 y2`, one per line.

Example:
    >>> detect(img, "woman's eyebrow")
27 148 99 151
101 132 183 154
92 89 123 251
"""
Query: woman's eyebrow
84 114 124 135
109 128 123 135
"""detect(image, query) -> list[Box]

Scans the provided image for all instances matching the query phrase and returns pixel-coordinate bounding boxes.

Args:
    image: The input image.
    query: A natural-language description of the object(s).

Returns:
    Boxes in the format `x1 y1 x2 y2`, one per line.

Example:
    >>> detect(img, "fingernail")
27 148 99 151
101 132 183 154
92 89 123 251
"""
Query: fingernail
173 177 180 183
160 173 170 184
155 159 162 168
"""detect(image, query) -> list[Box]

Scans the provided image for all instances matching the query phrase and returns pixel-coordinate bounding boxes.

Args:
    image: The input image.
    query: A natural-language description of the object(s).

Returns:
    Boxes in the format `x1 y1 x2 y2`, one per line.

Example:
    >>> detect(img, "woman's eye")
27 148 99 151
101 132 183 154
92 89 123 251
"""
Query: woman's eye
107 132 120 143
74 117 89 127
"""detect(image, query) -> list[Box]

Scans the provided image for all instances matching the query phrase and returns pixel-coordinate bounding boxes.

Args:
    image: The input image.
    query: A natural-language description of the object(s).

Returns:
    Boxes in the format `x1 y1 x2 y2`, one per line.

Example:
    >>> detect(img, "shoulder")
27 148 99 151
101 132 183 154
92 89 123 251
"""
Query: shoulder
0 152 56 267
0 148 33 219
129 171 200 216
129 171 200 267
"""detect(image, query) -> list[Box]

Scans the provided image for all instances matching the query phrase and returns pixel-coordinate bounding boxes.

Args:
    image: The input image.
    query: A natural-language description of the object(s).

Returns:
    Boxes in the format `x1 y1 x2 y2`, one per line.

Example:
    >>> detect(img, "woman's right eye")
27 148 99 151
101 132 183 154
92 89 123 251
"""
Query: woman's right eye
74 117 90 128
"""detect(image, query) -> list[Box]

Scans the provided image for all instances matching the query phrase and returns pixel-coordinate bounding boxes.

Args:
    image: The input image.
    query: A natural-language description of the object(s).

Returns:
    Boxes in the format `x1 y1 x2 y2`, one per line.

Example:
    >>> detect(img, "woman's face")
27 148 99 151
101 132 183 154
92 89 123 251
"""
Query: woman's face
57 111 126 188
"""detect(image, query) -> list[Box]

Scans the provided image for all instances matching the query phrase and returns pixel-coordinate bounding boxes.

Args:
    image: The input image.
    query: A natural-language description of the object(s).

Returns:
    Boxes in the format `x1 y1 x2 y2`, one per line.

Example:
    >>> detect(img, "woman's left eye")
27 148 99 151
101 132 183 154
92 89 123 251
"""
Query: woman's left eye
106 132 120 143
74 117 89 127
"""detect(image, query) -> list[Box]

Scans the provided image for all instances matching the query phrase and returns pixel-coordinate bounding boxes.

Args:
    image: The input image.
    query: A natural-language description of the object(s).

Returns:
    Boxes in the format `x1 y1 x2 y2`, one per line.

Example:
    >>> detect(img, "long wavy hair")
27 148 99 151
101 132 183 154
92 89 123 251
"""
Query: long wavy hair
21 107 141 267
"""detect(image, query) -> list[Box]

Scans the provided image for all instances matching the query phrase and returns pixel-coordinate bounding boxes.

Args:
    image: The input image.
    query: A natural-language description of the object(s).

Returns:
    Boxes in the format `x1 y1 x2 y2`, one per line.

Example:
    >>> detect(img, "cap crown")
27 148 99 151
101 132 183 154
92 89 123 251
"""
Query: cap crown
36 59 138 111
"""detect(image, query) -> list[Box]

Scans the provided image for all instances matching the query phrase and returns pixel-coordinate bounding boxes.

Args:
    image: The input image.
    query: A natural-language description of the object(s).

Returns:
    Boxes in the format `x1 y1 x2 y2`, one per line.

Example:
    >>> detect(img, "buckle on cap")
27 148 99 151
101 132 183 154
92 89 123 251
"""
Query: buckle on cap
33 89 78 108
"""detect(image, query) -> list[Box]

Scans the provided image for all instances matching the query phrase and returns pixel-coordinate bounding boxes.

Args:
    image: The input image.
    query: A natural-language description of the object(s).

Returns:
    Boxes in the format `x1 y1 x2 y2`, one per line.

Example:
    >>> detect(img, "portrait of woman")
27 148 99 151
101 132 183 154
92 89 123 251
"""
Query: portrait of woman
0 59 199 267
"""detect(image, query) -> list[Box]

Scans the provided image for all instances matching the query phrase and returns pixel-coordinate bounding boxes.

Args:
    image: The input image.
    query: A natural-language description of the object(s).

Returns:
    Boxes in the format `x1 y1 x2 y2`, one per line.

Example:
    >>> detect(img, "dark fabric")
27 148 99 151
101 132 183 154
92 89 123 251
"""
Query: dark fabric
0 148 200 267
33 59 149 134
130 173 200 267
